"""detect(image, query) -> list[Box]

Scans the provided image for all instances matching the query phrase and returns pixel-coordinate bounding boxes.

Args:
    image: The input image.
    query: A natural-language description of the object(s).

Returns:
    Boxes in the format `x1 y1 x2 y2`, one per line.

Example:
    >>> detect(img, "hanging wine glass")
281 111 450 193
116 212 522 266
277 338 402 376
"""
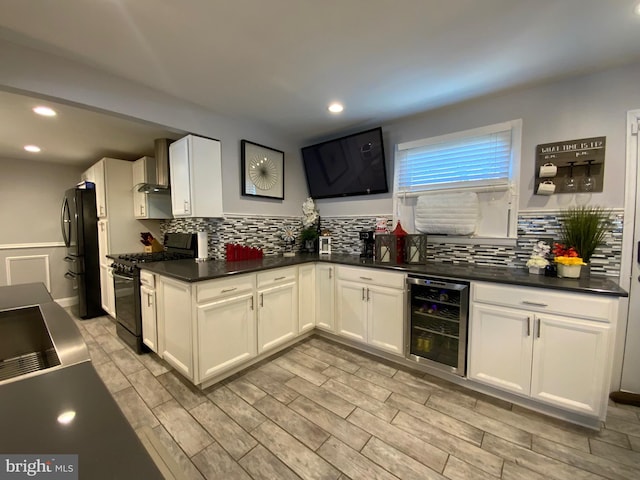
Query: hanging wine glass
565 161 577 192
582 160 595 192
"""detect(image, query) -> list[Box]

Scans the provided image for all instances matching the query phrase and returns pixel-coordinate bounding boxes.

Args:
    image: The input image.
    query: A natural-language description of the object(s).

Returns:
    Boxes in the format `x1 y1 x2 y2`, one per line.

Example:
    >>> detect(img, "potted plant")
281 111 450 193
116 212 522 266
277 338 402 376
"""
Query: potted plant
558 205 610 268
553 243 586 278
300 226 319 252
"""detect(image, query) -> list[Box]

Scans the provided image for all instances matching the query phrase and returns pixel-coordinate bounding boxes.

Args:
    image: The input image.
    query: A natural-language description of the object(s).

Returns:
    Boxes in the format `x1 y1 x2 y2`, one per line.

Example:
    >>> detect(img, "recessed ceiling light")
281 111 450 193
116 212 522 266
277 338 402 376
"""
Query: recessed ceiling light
328 103 344 114
33 106 57 117
24 145 41 153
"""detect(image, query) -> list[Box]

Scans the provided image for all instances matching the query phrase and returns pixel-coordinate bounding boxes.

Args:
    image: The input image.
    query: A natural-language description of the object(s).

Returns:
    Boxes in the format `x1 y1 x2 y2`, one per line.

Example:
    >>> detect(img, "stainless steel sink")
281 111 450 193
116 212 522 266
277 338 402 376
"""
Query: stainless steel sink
0 305 61 382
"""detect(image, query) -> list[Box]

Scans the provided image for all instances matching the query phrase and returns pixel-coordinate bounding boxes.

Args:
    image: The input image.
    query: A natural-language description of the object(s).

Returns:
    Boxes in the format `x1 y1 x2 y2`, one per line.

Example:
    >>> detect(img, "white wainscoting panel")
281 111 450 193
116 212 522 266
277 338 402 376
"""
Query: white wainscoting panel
5 254 51 292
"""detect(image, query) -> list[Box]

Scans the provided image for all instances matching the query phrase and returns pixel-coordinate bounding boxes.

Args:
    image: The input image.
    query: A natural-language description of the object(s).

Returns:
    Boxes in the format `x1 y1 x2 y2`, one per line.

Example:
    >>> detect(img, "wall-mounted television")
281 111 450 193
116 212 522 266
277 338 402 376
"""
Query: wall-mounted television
301 127 388 199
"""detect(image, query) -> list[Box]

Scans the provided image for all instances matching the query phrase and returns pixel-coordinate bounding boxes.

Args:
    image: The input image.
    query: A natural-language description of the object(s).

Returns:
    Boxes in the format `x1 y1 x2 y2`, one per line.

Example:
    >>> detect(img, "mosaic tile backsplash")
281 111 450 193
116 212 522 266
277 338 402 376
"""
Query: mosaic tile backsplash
161 211 623 277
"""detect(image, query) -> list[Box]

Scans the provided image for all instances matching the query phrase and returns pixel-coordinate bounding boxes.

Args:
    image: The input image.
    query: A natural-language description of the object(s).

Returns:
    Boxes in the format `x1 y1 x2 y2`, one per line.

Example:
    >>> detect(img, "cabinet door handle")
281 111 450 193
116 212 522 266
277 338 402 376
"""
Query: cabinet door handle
522 300 548 307
274 276 286 281
260 293 264 307
250 296 254 310
221 287 237 293
329 268 332 279
362 288 366 300
526 317 531 336
360 276 373 281
366 288 370 302
147 292 152 307
536 318 541 338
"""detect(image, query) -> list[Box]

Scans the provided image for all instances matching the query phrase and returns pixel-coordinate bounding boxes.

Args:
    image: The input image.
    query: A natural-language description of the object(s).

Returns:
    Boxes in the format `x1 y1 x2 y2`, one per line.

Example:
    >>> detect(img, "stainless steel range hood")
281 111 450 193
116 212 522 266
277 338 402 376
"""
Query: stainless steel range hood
137 138 172 193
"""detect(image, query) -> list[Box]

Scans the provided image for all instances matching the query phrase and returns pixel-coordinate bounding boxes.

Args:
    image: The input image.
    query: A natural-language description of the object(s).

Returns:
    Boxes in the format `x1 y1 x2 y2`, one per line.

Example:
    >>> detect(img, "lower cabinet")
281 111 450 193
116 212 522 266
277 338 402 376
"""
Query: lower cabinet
100 264 115 317
157 276 193 380
315 264 335 332
298 263 316 333
469 281 616 417
140 271 157 352
335 266 405 356
257 268 298 354
197 291 256 383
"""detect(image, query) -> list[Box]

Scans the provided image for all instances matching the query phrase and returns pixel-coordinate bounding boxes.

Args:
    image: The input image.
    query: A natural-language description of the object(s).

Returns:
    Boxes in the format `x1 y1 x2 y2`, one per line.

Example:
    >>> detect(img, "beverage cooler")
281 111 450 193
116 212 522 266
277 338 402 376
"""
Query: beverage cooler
405 275 469 376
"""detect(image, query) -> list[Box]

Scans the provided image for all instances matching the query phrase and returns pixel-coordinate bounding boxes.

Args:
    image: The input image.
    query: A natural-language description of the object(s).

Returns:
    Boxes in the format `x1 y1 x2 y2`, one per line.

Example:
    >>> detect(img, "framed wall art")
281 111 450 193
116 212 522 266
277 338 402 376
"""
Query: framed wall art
241 140 284 199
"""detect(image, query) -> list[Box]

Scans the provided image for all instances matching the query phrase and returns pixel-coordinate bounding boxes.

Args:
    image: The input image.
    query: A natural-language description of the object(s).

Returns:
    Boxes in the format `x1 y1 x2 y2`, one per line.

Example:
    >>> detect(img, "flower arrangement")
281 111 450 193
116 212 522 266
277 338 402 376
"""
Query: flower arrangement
301 197 319 252
526 241 551 270
552 243 586 266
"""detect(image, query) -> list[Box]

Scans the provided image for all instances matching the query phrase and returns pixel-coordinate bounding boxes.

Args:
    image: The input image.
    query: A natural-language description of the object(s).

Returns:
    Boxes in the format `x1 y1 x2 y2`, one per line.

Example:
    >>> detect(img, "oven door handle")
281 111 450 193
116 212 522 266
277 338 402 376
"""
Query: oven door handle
112 272 134 281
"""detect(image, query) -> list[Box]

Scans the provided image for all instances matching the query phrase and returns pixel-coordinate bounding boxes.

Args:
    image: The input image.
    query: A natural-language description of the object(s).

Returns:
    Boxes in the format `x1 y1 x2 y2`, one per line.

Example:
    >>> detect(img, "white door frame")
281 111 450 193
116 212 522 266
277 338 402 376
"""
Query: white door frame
614 109 640 392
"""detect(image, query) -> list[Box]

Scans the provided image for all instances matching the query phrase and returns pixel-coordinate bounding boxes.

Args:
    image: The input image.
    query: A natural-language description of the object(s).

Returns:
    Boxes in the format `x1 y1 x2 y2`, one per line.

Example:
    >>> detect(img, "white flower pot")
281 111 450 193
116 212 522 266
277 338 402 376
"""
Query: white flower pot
557 264 581 278
528 266 543 275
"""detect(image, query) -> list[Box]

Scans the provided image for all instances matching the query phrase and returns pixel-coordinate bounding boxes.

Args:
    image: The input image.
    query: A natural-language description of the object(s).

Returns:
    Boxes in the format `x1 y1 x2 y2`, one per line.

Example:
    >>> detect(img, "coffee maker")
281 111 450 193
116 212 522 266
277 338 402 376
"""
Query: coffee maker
359 230 375 259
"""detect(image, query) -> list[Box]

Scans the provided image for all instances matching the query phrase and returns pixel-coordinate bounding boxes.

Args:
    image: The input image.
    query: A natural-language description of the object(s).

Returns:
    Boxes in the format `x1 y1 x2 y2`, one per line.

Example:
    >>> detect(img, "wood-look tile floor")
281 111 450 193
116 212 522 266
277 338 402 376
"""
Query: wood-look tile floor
71 311 640 480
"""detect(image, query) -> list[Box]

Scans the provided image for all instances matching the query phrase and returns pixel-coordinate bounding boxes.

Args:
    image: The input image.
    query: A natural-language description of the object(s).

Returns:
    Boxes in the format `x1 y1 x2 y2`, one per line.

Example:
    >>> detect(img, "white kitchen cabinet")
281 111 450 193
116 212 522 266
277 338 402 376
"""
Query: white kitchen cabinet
100 264 115 317
195 274 256 383
97 219 115 316
336 280 368 342
157 276 193 380
169 135 223 218
87 158 152 318
132 156 172 219
315 264 335 332
298 264 316 333
83 161 106 218
530 313 610 414
197 291 256 382
140 270 157 352
469 281 616 417
335 266 405 356
257 268 298 353
367 284 406 356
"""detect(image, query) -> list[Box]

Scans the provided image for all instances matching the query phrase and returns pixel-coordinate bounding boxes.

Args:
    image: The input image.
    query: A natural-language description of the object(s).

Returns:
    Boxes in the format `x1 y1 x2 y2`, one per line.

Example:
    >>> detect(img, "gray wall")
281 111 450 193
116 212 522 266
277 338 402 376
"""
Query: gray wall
317 61 640 216
0 156 83 299
0 38 309 218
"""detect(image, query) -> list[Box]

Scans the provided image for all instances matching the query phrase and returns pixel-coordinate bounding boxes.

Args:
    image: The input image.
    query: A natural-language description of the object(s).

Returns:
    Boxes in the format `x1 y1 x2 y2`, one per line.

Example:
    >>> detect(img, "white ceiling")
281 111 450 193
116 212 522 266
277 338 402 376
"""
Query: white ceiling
1 0 640 166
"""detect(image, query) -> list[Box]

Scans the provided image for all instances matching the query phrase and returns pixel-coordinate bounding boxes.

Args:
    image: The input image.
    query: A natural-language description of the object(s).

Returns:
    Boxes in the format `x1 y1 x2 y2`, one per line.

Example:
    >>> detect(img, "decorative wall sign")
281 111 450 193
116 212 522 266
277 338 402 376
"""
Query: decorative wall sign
241 140 285 199
535 136 605 194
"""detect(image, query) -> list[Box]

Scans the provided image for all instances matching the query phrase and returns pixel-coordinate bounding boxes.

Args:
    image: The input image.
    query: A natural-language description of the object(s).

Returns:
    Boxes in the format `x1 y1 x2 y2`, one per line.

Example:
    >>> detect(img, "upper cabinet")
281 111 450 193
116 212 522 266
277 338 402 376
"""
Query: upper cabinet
132 156 172 219
82 161 107 218
169 135 223 218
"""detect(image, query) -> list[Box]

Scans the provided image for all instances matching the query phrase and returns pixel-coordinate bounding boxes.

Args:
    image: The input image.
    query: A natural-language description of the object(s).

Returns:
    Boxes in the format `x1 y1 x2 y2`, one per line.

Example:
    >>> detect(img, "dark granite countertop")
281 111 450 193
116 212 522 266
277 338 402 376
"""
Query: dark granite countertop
140 253 628 297
0 283 163 479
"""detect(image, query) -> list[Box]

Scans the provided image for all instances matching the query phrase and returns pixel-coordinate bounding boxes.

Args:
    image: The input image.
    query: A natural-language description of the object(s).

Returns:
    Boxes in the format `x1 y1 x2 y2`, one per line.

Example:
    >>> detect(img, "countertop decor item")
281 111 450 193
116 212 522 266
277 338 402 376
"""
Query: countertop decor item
526 240 550 274
553 244 586 278
301 197 320 253
281 227 296 257
558 205 610 264
241 140 284 199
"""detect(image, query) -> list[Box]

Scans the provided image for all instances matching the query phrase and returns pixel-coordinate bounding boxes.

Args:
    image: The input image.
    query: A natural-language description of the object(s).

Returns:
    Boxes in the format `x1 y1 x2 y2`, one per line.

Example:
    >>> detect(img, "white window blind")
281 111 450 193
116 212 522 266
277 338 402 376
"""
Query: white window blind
396 121 516 194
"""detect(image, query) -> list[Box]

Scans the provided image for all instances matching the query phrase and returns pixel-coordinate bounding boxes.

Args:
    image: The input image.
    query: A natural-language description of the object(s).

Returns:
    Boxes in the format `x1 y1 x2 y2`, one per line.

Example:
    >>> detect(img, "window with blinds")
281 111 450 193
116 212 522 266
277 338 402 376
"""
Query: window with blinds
393 119 522 240
395 120 519 194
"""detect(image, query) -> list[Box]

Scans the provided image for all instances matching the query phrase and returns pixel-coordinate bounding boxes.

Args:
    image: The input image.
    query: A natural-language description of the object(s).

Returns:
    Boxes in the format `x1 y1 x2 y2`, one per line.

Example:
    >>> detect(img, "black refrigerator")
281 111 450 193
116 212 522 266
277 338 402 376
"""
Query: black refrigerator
61 188 104 319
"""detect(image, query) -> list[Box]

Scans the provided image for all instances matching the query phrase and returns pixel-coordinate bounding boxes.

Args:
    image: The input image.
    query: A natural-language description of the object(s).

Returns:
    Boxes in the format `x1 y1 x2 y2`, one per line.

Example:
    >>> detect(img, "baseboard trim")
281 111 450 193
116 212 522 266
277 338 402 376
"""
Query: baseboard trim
55 296 78 308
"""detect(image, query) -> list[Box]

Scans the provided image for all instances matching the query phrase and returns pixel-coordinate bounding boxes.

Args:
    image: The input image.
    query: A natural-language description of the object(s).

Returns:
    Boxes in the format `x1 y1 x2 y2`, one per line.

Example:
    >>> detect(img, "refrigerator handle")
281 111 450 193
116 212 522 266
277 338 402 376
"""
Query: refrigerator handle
61 196 71 247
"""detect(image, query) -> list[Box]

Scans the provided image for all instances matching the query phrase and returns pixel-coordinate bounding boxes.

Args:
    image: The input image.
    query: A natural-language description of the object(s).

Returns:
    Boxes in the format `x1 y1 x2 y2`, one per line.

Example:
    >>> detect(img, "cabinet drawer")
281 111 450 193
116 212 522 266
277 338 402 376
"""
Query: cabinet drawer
257 267 297 288
337 265 405 290
472 281 614 322
197 274 255 304
140 270 155 288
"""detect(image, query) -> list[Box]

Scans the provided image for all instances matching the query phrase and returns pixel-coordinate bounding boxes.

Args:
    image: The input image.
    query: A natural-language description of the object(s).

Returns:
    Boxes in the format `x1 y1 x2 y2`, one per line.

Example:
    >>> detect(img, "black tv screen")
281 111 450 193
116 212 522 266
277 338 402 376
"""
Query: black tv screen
301 127 388 199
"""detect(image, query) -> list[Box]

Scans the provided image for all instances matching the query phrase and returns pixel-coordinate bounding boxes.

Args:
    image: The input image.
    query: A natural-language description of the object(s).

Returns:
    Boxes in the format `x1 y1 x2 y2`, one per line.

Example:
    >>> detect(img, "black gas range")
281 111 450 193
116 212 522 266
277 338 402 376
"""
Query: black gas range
109 233 197 353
